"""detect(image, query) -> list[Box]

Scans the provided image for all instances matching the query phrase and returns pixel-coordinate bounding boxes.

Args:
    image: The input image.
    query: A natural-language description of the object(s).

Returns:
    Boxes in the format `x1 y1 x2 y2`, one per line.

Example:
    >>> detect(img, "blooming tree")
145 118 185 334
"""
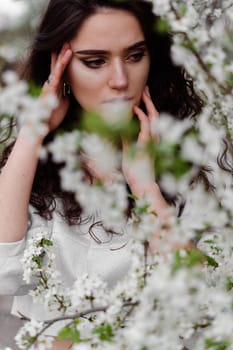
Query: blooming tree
0 0 233 349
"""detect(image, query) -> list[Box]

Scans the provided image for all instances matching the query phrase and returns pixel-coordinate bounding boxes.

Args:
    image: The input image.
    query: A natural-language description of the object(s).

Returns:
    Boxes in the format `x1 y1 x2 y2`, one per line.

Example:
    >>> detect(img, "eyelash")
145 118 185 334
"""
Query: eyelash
81 50 147 69
127 51 147 62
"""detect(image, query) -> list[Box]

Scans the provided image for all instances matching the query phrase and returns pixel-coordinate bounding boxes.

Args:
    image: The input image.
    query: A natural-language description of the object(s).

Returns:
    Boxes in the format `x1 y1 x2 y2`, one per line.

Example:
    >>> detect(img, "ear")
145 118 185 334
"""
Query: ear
62 81 71 97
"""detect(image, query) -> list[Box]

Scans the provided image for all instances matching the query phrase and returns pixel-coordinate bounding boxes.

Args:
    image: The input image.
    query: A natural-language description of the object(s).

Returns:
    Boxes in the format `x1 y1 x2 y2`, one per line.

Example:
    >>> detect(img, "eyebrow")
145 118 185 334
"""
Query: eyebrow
74 40 147 55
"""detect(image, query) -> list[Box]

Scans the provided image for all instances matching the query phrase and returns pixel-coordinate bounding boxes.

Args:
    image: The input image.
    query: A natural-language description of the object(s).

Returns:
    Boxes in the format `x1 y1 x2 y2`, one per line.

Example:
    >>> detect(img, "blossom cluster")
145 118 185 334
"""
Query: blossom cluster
0 71 57 141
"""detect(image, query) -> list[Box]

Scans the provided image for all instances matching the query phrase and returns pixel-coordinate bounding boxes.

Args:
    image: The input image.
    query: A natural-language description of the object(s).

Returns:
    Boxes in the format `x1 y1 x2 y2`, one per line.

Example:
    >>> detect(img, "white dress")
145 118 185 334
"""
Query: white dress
0 205 131 335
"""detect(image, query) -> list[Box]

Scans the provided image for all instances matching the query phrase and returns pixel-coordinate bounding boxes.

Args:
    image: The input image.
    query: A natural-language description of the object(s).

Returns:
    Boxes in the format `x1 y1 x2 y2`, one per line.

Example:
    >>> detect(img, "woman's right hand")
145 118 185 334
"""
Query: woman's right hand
41 43 73 132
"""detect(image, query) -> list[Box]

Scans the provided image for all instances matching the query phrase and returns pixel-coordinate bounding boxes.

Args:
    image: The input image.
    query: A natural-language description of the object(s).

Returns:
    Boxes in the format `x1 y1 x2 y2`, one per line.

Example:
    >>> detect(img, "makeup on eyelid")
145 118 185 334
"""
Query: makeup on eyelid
76 49 147 69
72 41 148 68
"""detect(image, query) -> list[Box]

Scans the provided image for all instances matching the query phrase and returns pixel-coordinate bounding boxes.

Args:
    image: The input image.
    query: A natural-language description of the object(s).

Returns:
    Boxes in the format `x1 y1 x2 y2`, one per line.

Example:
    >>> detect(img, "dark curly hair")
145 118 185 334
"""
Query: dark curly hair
0 0 205 224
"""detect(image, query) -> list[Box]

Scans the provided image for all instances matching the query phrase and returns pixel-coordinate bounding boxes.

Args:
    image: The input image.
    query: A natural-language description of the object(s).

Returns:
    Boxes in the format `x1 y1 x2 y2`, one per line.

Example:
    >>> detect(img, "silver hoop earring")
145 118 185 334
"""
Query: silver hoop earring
63 81 71 97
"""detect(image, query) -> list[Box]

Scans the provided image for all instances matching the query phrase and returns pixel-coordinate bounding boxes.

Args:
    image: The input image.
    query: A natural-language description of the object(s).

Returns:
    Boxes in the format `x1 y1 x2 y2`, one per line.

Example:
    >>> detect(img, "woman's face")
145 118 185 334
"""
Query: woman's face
67 8 150 118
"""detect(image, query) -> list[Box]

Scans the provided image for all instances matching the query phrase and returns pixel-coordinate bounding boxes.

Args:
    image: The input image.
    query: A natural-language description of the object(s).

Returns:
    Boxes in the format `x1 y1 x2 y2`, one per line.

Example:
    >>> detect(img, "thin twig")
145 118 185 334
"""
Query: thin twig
18 301 139 349
169 1 232 95
39 271 66 312
143 240 149 285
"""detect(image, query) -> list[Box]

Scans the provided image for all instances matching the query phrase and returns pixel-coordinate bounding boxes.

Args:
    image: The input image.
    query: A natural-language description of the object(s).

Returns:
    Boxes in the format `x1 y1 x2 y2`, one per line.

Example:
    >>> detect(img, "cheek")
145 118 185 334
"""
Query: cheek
132 60 150 100
66 62 102 107
137 59 150 85
67 64 91 91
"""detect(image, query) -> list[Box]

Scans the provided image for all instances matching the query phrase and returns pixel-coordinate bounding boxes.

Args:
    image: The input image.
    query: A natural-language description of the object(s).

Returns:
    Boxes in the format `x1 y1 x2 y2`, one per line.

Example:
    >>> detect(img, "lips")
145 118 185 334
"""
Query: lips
102 97 133 104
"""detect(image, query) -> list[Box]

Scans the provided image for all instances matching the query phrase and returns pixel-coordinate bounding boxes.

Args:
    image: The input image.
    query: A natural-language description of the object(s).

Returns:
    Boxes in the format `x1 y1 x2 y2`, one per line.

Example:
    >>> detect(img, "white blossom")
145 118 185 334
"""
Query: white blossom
181 136 205 164
72 344 92 350
156 113 192 143
69 274 108 312
152 0 170 16
81 133 120 177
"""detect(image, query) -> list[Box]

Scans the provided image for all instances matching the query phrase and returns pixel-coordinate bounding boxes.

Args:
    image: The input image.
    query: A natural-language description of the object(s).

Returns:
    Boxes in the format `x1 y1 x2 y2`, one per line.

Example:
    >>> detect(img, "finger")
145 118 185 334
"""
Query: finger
134 105 150 145
51 49 72 87
142 86 159 121
49 44 66 82
143 86 160 141
51 51 58 71
47 43 73 88
51 42 69 72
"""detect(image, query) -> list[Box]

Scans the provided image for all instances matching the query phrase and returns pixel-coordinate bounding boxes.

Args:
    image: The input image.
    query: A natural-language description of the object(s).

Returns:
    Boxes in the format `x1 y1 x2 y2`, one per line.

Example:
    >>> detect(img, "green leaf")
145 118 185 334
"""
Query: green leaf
172 156 190 178
225 278 233 291
73 318 80 326
32 255 42 268
27 336 37 344
41 238 53 247
188 250 204 267
205 255 218 268
172 250 184 272
172 249 204 273
226 72 233 88
154 142 191 179
203 240 215 244
70 329 81 343
133 204 150 216
57 326 73 340
80 110 139 144
182 39 198 54
57 325 81 343
28 81 42 97
205 338 229 350
93 323 114 342
179 4 187 16
155 18 171 33
128 193 138 201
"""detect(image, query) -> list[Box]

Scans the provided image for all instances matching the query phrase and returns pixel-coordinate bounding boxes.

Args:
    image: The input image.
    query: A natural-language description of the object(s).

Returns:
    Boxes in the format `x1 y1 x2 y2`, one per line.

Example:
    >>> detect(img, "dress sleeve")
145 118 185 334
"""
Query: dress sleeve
0 206 52 296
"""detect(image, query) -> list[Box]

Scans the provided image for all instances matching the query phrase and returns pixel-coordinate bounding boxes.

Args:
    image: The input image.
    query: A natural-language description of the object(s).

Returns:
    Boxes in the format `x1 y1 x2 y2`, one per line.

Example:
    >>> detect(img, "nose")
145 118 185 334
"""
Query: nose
108 59 128 90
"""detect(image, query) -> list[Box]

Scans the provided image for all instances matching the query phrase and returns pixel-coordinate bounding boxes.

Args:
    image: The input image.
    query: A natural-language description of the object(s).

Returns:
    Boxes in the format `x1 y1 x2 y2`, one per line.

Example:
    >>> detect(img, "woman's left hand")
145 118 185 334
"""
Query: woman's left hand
122 86 171 254
122 85 159 198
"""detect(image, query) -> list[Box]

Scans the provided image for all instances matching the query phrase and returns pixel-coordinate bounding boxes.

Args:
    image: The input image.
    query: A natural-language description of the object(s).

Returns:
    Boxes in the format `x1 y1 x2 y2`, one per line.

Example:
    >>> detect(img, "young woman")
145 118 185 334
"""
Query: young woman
0 0 203 348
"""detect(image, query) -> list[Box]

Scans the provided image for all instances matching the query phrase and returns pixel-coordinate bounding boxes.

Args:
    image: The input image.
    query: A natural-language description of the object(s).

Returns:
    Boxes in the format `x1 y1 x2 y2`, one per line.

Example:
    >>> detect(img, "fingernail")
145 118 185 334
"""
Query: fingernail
63 43 70 51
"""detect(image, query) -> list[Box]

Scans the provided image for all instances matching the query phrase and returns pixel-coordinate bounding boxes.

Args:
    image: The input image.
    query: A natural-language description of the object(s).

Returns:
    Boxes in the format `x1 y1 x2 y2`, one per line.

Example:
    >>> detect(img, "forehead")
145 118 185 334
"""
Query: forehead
70 9 145 50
